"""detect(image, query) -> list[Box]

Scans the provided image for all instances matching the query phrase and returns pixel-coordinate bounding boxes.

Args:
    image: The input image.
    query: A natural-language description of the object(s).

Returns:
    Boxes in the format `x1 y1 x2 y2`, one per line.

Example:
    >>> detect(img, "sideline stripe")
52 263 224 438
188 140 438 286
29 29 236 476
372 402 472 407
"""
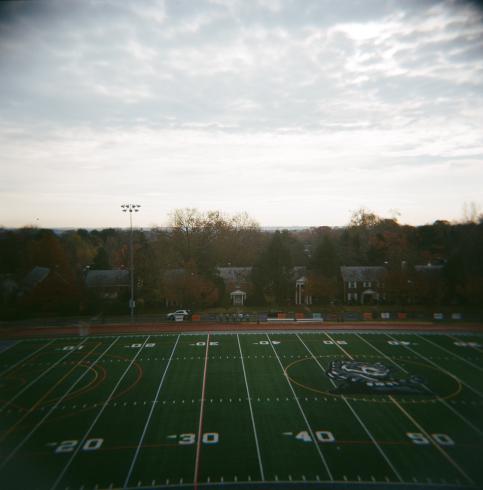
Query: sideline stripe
50 337 150 490
0 338 117 472
325 332 474 486
123 335 181 489
359 333 483 437
237 334 265 481
298 334 403 482
0 338 88 411
194 334 210 490
267 333 333 481
419 335 483 373
0 339 55 378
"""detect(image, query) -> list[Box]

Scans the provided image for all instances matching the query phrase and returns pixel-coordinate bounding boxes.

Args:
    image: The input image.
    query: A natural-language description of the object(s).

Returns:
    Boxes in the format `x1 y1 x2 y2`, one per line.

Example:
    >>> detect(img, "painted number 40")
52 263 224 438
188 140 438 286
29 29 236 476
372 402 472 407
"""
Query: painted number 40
287 431 335 443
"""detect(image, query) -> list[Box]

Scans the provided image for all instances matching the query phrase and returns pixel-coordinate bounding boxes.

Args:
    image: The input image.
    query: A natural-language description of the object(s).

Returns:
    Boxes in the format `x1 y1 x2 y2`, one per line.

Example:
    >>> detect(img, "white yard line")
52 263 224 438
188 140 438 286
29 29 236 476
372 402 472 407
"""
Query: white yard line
0 337 119 472
236 334 265 481
393 334 483 399
0 338 88 411
194 334 210 490
447 334 483 355
389 395 474 486
419 335 483 373
325 332 474 486
359 333 483 437
49 336 150 490
266 333 333 481
0 339 54 378
123 335 181 489
0 340 19 354
296 333 403 482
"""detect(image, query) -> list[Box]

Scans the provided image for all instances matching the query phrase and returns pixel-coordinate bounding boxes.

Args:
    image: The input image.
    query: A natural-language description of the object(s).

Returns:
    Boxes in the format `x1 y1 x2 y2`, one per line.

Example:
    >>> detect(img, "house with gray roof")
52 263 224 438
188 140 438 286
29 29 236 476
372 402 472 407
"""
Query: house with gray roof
340 266 387 304
85 269 129 300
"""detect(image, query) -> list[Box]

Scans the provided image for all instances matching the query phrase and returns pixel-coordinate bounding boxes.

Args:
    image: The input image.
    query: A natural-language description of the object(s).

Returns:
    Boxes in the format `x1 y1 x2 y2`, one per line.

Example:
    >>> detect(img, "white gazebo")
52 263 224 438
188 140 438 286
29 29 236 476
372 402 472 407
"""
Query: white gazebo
230 289 247 306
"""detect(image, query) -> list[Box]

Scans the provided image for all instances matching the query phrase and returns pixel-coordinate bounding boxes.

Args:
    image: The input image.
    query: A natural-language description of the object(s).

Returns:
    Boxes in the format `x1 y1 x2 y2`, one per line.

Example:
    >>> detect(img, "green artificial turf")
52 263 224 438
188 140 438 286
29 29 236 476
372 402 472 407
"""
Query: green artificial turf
0 331 482 490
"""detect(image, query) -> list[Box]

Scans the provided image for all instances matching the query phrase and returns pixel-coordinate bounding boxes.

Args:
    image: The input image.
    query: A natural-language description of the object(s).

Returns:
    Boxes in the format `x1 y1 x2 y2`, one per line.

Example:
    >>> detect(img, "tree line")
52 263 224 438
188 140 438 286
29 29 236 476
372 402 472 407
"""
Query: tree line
0 208 482 318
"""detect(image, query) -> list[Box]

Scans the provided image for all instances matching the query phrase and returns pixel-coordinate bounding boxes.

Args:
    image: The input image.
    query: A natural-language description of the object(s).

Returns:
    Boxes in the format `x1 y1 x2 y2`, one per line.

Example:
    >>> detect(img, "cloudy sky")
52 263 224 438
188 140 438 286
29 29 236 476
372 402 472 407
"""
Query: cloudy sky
1 0 482 228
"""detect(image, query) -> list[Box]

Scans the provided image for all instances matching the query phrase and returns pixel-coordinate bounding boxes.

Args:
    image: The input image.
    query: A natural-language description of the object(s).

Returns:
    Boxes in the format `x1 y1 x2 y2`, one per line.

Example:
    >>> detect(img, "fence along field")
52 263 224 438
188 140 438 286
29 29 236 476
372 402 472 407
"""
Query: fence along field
0 331 482 489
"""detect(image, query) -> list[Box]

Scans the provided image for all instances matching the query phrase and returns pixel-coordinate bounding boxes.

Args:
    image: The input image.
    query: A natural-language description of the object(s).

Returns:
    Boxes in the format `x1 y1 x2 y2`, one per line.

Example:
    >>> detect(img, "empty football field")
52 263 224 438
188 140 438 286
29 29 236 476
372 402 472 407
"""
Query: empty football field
0 329 482 490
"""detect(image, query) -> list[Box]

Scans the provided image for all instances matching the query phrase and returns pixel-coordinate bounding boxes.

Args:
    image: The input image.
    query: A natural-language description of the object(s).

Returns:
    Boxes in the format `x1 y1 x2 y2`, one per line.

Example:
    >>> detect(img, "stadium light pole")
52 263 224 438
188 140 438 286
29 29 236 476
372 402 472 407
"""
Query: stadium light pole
121 204 141 321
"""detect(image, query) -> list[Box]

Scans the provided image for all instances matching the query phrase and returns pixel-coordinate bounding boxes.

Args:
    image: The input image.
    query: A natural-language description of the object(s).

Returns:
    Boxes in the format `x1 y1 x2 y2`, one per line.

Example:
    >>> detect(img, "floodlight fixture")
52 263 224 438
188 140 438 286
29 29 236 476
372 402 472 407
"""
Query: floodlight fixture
120 203 142 321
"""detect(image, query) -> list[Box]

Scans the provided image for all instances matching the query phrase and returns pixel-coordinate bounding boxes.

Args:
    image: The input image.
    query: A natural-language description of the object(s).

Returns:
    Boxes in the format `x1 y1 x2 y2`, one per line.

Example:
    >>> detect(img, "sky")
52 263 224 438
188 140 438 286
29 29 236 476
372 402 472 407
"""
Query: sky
1 0 482 229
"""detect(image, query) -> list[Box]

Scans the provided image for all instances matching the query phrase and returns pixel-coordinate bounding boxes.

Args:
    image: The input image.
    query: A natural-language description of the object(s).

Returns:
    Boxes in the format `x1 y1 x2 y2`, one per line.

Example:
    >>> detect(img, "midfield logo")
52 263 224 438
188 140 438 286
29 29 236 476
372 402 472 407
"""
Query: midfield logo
326 360 426 395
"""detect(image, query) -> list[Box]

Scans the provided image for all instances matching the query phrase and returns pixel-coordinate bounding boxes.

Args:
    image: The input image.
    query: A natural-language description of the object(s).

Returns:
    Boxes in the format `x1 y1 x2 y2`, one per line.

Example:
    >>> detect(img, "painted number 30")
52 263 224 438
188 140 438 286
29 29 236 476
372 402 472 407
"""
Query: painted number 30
176 433 219 445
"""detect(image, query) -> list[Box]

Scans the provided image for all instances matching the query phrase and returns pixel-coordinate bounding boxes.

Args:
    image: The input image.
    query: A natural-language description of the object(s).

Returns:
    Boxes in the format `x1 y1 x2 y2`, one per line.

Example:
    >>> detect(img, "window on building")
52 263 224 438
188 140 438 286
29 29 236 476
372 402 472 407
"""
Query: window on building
363 281 372 288
348 281 357 288
347 292 358 301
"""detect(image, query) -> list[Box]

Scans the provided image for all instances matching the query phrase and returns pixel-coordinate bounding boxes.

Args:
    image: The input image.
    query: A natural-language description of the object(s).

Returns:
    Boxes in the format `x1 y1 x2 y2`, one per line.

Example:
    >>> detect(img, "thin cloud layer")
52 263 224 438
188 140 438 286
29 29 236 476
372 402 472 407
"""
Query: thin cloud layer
0 0 482 227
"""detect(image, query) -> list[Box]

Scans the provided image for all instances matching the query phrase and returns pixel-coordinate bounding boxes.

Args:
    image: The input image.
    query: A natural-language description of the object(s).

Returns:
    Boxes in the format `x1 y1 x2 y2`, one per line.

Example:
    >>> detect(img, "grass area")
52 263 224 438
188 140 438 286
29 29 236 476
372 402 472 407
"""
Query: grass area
0 330 482 489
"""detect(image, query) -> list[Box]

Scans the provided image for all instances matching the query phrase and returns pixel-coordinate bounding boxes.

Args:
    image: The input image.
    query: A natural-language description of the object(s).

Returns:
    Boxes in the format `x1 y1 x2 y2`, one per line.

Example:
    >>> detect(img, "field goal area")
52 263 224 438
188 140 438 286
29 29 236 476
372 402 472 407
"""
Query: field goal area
0 329 482 489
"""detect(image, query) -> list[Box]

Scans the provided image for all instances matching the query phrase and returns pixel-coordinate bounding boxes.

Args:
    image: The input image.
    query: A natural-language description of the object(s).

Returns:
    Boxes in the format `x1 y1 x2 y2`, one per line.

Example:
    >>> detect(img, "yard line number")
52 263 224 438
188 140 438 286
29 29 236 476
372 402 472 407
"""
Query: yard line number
406 432 455 446
284 431 336 443
454 341 481 348
48 438 104 453
190 341 219 346
167 432 219 445
125 343 156 348
387 340 412 346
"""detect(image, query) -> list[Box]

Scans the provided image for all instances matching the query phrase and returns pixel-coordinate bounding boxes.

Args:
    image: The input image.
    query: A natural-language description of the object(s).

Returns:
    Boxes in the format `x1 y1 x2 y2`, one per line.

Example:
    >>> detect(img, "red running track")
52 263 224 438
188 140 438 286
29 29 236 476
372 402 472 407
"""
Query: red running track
1 321 482 339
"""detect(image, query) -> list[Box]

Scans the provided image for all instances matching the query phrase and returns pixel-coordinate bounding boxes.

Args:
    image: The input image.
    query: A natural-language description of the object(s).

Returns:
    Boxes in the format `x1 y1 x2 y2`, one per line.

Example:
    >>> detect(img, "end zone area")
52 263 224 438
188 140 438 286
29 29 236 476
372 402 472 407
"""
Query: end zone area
0 330 482 489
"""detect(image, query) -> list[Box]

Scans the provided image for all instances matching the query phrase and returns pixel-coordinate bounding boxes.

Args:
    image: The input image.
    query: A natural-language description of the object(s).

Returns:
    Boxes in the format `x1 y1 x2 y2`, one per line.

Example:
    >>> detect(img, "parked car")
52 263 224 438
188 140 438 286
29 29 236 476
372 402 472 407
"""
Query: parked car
166 309 191 320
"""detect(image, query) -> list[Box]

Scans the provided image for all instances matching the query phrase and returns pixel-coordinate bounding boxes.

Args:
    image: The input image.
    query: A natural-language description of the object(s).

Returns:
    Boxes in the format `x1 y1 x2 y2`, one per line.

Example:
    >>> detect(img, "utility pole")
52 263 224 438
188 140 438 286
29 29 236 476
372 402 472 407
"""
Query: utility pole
121 204 141 321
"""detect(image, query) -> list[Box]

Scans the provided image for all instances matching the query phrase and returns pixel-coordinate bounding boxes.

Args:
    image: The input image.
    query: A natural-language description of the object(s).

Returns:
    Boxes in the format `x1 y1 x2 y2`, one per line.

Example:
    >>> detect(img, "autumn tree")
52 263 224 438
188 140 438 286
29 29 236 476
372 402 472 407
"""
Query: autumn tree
307 234 340 304
251 231 293 305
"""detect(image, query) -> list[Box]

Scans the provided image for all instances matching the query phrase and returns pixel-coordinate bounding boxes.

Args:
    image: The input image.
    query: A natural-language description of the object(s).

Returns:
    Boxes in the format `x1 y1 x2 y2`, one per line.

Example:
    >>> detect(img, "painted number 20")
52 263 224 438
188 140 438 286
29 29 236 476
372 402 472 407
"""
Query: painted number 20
54 438 104 453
